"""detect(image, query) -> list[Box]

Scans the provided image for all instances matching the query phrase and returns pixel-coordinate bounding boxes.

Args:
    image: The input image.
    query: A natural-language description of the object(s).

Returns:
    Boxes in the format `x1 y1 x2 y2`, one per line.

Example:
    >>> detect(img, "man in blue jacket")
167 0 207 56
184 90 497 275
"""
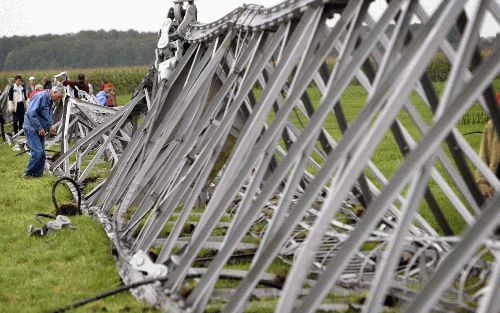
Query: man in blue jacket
23 85 65 178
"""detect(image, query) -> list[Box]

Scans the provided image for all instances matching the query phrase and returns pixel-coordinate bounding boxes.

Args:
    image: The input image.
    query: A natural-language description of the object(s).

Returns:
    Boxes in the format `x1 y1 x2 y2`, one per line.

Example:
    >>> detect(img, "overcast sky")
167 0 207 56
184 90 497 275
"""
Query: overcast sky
0 0 498 38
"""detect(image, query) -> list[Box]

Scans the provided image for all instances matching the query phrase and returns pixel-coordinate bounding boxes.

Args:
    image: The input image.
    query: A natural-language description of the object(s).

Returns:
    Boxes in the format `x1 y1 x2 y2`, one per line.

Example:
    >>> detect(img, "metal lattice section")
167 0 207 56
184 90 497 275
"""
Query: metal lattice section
49 92 146 187
52 0 500 312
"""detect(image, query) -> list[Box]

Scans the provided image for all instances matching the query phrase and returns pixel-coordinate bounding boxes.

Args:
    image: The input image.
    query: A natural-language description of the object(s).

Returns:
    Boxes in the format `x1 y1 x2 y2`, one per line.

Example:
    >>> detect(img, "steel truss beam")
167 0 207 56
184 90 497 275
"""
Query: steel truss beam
50 0 500 312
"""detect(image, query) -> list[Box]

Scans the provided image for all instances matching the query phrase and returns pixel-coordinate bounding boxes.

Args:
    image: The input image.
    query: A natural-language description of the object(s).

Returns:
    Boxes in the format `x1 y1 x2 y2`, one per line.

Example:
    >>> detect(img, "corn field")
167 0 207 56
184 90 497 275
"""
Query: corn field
0 65 150 95
0 49 495 95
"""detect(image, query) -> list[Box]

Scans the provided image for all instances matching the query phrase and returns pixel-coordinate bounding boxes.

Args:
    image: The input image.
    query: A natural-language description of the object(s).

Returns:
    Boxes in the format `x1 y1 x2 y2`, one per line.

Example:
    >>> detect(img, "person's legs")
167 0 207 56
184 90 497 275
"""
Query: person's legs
12 109 19 134
16 103 25 130
34 136 46 176
24 128 45 177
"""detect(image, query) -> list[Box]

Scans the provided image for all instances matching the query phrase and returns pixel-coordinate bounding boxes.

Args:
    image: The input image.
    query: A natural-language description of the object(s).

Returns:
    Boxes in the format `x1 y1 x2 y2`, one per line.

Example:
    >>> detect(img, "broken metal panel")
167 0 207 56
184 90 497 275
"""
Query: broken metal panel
49 91 145 187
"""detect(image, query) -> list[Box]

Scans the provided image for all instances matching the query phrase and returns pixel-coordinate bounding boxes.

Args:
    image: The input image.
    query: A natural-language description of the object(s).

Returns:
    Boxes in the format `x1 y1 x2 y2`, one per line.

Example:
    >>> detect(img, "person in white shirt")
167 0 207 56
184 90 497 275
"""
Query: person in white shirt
8 75 27 134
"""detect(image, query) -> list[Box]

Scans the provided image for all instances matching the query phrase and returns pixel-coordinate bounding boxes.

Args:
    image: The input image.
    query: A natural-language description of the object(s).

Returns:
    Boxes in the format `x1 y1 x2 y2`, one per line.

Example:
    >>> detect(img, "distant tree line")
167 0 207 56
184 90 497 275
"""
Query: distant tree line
0 30 157 71
0 27 497 72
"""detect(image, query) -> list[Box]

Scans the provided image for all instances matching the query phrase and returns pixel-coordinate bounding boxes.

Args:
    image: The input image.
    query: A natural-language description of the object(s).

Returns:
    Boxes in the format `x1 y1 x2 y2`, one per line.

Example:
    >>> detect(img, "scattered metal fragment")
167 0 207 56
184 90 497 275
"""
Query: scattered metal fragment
28 214 76 237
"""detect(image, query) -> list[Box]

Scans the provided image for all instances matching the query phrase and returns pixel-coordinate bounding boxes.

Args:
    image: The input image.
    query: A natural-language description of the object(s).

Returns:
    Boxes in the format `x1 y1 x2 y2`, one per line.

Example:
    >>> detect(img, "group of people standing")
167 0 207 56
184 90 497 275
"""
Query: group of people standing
7 75 50 133
1 74 64 178
6 74 117 134
2 73 117 178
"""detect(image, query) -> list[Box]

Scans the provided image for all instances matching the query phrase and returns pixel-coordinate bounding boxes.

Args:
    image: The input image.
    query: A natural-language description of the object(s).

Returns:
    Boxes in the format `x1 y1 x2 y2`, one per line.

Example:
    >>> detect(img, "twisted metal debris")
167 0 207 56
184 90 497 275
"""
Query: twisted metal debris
47 0 500 312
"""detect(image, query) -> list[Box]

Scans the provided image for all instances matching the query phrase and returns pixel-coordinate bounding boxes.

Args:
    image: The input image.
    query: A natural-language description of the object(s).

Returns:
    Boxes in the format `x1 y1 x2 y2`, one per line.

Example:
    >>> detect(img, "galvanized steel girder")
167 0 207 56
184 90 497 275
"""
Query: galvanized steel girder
52 0 500 312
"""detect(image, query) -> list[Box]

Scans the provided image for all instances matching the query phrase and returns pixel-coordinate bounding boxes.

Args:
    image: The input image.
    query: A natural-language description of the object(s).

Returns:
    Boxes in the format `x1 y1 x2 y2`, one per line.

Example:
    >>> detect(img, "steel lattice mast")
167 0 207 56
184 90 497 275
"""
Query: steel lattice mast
49 0 500 312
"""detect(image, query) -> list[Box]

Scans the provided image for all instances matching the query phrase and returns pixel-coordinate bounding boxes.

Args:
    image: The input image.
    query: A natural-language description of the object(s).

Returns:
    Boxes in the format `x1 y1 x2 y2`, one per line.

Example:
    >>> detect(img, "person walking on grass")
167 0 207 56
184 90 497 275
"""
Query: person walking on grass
23 85 64 179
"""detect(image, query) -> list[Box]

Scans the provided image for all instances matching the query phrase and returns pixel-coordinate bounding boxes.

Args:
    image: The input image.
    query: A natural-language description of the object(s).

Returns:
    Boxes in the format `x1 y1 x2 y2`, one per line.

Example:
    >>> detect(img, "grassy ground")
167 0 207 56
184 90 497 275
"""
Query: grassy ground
0 142 159 312
0 77 498 312
116 93 134 106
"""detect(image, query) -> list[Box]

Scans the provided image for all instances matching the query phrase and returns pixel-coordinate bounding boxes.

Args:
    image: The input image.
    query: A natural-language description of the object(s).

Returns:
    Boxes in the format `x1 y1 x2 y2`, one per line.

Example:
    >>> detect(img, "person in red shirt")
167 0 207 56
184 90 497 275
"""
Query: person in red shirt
28 85 44 100
105 82 117 106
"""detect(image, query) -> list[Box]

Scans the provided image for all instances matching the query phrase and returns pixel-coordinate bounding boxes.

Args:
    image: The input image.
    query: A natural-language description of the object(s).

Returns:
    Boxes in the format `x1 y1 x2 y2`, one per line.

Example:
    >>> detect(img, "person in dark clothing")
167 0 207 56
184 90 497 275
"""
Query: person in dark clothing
62 73 90 98
0 86 4 142
8 75 27 134
42 77 52 90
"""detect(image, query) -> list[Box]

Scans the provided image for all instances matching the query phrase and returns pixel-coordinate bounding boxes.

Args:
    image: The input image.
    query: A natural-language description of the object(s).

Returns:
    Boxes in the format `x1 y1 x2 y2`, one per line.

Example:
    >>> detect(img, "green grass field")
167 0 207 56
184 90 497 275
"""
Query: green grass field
0 76 498 312
0 141 159 312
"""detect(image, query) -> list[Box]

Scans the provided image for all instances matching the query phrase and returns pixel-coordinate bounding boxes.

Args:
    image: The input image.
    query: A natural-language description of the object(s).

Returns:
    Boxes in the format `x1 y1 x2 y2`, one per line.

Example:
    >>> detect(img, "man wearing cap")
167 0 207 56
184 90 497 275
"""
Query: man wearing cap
26 76 36 96
23 85 64 178
25 76 37 108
